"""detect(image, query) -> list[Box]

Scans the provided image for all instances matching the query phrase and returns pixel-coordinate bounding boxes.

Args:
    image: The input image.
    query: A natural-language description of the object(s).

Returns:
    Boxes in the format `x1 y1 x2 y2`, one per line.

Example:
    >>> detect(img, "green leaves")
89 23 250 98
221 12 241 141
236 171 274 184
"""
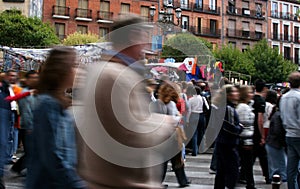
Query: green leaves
214 39 298 83
161 33 213 62
62 32 102 46
0 9 60 47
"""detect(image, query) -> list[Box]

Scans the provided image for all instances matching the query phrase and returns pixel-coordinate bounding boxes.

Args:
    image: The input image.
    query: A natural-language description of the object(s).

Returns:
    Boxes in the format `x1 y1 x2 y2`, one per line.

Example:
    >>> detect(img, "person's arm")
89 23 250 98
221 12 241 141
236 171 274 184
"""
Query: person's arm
39 100 86 189
5 91 31 102
257 100 266 145
186 98 192 125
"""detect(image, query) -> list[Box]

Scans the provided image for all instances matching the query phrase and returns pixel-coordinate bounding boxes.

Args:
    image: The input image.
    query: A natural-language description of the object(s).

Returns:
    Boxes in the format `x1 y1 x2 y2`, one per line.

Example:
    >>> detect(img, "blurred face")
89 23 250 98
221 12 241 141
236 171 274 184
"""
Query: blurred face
26 73 39 88
228 87 239 103
6 71 17 84
247 88 254 102
64 68 76 89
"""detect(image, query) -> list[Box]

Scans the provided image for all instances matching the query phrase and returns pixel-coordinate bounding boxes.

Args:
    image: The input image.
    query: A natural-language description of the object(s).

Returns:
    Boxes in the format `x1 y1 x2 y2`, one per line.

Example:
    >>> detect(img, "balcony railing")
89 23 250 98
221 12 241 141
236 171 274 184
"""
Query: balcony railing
52 5 70 18
190 26 221 38
271 33 298 43
193 4 220 15
271 11 300 21
75 8 92 20
97 11 113 21
227 29 265 40
226 6 264 19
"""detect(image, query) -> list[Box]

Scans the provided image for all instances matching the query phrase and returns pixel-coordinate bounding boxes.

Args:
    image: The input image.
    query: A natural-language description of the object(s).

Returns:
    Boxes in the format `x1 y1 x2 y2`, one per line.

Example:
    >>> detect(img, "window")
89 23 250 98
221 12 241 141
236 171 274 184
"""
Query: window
273 45 278 49
273 23 278 40
228 0 235 14
121 3 130 14
55 23 65 40
228 19 236 36
209 0 216 11
242 43 249 52
228 41 236 48
210 19 217 35
242 1 249 9
242 22 250 37
283 4 289 19
99 27 109 40
56 0 66 6
141 6 149 21
284 46 291 60
181 16 189 30
256 3 262 17
164 0 172 6
78 0 88 9
295 48 299 64
295 26 299 43
181 0 188 9
100 1 110 20
255 23 262 39
197 17 201 34
77 25 88 34
196 0 203 9
284 25 289 41
271 2 278 17
294 6 299 20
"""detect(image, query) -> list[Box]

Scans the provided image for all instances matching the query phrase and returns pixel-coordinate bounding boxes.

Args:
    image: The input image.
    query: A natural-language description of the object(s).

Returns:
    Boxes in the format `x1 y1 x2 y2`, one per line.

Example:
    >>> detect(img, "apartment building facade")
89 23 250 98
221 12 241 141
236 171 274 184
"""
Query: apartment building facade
224 0 268 51
0 0 30 16
269 0 300 65
43 0 160 40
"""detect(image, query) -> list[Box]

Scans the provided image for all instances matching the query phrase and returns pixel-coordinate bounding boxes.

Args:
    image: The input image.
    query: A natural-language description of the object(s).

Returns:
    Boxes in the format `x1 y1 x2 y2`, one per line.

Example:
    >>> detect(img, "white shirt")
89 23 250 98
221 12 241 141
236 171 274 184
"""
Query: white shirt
186 95 209 121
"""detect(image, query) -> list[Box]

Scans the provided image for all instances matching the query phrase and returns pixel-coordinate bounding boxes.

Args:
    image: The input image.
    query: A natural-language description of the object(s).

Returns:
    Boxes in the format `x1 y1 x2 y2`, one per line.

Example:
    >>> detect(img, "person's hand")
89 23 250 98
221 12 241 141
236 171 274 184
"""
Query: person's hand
30 89 37 95
260 138 265 146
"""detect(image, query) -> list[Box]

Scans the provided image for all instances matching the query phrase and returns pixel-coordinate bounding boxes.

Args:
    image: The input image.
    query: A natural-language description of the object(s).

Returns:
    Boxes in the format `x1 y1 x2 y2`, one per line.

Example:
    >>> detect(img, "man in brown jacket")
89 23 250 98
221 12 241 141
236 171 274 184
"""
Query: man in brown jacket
73 15 179 189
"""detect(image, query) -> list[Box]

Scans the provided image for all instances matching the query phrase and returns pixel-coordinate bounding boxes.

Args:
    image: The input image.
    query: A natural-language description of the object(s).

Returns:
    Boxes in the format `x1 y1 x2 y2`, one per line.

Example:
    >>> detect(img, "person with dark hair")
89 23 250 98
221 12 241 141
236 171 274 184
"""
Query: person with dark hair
266 96 287 183
186 86 209 156
10 70 39 175
26 47 86 189
280 71 300 189
252 79 270 184
214 85 243 189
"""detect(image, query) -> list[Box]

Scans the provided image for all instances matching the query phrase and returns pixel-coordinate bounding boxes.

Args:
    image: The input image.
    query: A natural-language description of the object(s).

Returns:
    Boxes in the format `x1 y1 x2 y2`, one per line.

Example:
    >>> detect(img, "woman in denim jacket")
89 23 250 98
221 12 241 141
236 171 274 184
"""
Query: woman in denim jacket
26 48 86 189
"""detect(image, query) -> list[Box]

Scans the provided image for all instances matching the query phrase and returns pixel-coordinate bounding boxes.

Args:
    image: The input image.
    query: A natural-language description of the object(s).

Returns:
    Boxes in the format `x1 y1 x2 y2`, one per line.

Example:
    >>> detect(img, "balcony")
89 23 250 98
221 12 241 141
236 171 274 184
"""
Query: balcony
227 6 265 19
97 11 113 23
271 33 297 43
75 8 92 21
52 5 70 19
271 11 300 21
190 26 221 38
193 4 220 15
173 1 193 10
227 29 265 41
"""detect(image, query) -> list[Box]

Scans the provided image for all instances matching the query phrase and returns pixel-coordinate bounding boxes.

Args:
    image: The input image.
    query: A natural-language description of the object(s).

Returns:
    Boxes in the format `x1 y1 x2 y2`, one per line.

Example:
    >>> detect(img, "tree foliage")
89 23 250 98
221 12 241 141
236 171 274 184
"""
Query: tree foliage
63 32 103 46
0 10 60 47
214 39 298 83
161 33 213 62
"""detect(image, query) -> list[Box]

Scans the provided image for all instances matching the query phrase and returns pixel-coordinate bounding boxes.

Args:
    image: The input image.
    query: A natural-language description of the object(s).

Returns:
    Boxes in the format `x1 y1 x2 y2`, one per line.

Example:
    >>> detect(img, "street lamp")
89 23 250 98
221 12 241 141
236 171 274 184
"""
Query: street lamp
149 4 182 26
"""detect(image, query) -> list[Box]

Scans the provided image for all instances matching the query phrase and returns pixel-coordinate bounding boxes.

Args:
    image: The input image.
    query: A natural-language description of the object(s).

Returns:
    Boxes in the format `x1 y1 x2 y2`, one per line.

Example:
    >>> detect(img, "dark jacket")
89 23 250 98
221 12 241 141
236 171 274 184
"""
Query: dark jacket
266 111 286 149
216 102 243 146
0 80 11 110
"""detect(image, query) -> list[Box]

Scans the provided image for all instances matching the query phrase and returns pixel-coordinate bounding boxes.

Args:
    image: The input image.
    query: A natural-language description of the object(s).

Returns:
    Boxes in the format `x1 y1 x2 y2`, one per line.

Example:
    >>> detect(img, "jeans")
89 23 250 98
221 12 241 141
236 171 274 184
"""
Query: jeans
253 144 269 181
0 108 12 177
265 144 287 181
239 146 255 189
286 137 300 189
6 111 16 162
214 143 239 189
190 113 205 156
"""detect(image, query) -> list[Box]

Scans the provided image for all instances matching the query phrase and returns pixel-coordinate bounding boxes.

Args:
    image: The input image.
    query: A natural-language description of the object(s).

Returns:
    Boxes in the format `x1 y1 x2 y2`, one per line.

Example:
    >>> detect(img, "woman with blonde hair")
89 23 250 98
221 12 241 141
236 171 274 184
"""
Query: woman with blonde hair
236 85 256 189
157 82 190 188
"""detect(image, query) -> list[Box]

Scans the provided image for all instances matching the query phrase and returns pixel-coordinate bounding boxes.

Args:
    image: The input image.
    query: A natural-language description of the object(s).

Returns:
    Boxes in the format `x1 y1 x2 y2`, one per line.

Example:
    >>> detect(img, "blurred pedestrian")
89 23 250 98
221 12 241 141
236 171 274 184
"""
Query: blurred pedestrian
252 79 270 184
26 47 86 189
263 90 277 140
75 15 178 189
266 96 287 182
236 85 256 189
11 70 39 175
280 71 300 189
213 85 242 189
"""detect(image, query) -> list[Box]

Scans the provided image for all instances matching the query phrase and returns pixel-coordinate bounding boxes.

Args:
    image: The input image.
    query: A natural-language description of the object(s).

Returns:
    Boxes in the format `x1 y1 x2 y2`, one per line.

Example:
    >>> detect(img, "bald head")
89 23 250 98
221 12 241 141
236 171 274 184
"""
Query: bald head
288 71 300 88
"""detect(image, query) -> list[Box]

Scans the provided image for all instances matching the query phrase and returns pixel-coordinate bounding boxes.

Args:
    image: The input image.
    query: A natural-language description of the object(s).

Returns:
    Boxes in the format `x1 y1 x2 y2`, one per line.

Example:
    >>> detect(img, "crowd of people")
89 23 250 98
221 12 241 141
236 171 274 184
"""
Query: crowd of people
0 15 299 189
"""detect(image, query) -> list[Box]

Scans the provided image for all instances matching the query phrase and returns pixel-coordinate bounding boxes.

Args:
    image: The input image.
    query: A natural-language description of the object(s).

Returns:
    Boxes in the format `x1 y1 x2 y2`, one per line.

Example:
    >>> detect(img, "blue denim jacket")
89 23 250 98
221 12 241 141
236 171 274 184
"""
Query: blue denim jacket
26 94 85 189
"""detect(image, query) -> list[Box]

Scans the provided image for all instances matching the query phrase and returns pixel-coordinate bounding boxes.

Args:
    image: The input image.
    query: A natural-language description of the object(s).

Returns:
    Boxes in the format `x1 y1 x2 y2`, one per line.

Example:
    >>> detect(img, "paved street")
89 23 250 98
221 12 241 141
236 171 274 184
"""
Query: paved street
3 151 287 189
